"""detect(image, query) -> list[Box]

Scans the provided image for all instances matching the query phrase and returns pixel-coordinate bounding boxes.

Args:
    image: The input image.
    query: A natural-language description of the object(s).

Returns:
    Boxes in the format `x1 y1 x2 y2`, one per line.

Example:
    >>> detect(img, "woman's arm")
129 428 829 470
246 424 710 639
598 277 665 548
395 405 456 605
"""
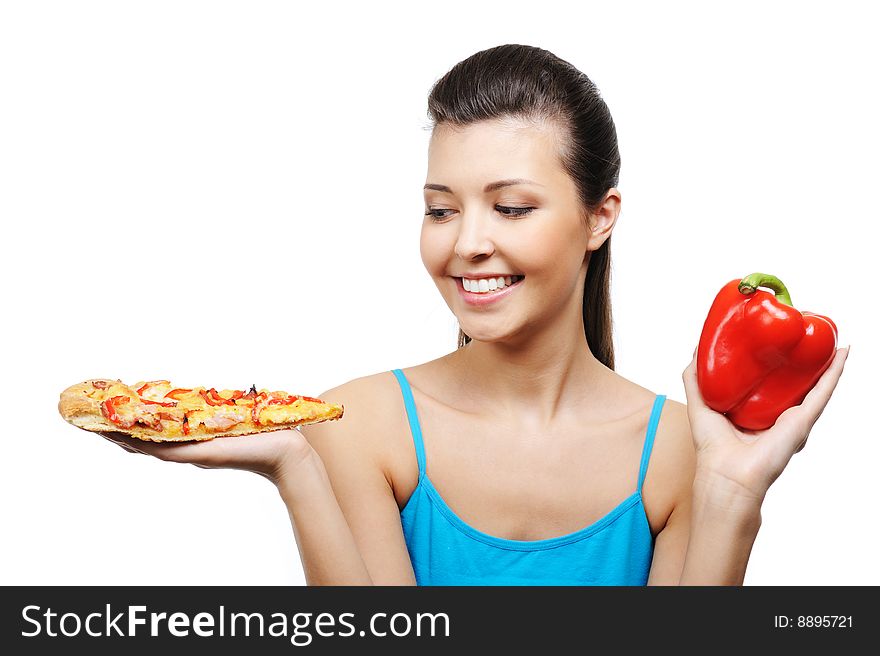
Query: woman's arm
277 445 416 585
677 472 762 585
648 469 762 586
656 345 849 586
276 437 417 585
285 378 418 585
275 448 375 585
646 405 764 586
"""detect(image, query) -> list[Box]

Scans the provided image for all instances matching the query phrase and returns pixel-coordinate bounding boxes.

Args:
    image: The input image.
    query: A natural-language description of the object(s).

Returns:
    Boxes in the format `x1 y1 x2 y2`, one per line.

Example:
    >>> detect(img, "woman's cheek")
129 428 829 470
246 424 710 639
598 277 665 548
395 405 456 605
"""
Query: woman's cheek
419 226 448 278
509 223 563 271
514 223 587 293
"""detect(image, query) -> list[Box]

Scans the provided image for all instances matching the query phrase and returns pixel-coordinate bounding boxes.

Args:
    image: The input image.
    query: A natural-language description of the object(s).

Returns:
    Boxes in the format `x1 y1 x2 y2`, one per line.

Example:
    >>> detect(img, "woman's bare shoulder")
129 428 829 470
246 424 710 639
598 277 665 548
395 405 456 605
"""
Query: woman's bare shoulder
320 370 403 413
298 368 419 476
606 373 696 487
652 397 695 479
316 355 454 412
615 372 693 468
646 396 696 530
607 372 695 531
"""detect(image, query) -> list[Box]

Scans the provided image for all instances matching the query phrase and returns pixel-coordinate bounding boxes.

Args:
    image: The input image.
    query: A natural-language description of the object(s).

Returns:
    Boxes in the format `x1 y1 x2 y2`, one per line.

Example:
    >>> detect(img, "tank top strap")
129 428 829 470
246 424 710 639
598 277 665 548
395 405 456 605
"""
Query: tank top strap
637 394 667 494
391 369 426 477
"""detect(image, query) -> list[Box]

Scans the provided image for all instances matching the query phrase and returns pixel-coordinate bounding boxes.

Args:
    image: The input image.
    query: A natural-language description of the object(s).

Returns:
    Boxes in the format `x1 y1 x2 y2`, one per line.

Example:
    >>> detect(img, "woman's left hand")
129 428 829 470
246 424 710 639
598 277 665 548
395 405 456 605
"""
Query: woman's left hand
681 346 850 505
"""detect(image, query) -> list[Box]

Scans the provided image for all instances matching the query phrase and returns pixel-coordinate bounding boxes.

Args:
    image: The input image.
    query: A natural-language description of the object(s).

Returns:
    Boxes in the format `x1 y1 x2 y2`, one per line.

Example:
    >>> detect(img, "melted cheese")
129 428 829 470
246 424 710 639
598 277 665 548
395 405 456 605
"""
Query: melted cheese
137 381 173 402
258 401 318 425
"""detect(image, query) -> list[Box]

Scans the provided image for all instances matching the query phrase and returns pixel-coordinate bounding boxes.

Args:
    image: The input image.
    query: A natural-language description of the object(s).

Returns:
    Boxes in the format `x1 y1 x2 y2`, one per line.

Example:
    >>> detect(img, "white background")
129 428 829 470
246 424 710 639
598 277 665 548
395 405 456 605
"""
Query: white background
1 1 876 585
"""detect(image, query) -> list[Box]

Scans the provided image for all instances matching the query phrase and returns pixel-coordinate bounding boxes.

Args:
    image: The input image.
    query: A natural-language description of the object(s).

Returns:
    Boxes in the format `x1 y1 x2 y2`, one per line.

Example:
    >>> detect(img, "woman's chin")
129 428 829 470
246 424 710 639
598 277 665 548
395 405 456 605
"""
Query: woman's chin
459 324 521 345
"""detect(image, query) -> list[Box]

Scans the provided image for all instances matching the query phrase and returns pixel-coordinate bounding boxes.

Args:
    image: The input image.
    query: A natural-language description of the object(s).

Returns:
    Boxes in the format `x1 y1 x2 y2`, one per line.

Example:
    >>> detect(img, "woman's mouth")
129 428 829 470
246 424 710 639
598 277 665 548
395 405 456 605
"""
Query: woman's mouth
455 275 525 306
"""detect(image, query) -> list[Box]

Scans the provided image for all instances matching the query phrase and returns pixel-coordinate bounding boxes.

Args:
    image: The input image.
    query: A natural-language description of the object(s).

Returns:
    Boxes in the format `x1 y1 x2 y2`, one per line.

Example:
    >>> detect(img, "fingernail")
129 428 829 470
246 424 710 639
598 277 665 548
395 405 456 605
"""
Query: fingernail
845 345 851 358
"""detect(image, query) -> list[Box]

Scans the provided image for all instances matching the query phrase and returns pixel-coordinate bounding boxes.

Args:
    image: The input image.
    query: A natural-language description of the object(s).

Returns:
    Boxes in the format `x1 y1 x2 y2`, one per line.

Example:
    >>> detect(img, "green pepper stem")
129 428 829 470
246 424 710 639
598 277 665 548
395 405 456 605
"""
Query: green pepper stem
738 273 793 307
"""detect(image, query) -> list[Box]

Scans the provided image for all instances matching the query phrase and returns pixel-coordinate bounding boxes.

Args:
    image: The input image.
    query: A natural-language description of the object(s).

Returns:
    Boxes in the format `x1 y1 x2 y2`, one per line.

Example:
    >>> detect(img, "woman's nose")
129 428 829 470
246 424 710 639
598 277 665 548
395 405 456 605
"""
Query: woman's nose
453 213 495 261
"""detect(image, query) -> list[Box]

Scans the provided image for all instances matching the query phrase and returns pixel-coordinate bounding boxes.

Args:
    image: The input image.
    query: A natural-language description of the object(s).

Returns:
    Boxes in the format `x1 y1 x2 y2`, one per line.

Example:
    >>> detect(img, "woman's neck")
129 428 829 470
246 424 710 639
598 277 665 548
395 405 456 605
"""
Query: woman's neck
450 317 612 428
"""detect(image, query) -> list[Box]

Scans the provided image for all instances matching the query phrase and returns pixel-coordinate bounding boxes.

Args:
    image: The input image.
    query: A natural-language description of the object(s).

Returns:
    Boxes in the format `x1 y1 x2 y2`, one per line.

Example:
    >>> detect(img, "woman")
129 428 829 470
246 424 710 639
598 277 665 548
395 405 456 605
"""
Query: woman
102 44 849 585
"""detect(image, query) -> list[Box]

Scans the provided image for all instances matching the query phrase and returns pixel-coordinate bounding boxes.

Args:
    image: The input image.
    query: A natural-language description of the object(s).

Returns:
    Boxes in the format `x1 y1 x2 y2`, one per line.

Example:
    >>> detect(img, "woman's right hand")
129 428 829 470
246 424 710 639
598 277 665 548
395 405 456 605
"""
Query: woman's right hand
97 427 317 487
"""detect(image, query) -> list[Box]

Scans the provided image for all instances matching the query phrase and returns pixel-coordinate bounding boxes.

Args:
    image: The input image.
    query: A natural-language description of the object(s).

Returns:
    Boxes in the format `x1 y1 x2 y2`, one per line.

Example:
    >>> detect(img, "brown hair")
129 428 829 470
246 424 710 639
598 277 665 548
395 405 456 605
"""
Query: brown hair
426 44 619 370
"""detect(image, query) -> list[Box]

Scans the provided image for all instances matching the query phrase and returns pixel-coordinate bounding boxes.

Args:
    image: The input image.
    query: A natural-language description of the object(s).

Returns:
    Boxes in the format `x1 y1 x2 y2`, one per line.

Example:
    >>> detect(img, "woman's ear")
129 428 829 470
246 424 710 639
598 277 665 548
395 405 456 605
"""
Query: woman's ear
586 188 621 252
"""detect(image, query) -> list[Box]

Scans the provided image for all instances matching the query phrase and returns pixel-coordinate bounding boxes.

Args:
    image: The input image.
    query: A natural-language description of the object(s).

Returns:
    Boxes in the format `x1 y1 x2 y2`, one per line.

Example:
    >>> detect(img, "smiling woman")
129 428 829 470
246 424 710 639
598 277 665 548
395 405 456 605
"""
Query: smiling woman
422 49 620 363
91 43 849 587
420 113 617 354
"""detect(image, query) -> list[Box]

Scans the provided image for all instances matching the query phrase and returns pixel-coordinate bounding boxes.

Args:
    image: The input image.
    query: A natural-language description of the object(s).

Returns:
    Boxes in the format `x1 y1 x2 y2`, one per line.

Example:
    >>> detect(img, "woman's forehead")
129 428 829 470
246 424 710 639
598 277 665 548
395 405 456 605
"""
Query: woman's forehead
427 118 567 186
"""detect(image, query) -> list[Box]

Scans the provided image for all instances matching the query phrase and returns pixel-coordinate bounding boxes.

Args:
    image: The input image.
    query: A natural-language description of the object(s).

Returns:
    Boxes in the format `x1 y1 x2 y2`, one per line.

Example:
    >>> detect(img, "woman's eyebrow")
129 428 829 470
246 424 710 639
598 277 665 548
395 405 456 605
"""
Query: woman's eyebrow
423 178 544 194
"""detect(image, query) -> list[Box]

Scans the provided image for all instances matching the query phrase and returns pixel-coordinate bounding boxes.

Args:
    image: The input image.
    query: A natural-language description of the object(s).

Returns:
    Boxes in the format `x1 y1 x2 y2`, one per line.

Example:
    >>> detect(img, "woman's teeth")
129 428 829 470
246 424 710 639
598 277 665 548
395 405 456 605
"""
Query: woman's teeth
462 275 523 294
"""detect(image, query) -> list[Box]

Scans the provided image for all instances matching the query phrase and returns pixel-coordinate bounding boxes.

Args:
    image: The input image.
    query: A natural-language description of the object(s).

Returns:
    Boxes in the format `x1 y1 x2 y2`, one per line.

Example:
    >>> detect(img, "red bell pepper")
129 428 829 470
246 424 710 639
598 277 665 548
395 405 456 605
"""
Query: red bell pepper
199 388 237 407
696 273 838 430
164 388 193 400
136 380 171 396
139 398 177 407
101 395 131 427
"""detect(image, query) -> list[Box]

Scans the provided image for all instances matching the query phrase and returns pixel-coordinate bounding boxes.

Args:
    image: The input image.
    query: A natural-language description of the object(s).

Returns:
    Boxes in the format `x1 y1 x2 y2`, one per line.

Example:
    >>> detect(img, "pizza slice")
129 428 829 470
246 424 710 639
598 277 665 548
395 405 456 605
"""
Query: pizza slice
58 378 344 442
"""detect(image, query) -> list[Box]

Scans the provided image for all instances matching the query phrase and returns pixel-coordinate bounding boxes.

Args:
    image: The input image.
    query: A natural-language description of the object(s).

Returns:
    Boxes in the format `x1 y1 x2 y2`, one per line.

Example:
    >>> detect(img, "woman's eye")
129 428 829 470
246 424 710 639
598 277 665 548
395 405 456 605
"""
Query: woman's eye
495 205 535 217
424 206 535 221
424 208 454 221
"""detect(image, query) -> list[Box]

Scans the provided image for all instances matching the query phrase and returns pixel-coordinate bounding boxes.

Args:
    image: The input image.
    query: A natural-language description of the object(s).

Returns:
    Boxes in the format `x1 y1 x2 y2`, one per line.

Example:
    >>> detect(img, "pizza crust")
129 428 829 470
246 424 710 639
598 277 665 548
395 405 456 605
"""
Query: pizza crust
58 379 343 442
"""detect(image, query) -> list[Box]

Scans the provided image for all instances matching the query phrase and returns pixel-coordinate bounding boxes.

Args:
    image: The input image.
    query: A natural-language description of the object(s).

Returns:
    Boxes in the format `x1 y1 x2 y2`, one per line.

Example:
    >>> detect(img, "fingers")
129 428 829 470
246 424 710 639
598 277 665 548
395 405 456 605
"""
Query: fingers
774 346 850 454
793 346 850 432
681 348 709 414
97 430 131 441
97 431 171 458
98 431 146 454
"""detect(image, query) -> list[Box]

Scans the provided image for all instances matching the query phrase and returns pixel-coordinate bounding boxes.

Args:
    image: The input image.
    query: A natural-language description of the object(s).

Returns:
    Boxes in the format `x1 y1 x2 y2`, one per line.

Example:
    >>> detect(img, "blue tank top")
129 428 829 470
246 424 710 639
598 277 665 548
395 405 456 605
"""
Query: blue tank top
391 368 666 586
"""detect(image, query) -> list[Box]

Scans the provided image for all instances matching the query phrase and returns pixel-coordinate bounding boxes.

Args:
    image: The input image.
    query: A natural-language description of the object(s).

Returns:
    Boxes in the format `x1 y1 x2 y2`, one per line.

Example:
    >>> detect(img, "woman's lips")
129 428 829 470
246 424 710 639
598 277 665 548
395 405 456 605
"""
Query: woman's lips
455 276 524 306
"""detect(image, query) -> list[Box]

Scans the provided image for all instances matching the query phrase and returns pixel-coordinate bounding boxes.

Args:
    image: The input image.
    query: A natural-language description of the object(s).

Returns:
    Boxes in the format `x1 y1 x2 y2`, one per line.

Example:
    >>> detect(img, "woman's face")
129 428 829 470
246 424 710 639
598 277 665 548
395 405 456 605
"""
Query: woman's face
420 116 614 344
